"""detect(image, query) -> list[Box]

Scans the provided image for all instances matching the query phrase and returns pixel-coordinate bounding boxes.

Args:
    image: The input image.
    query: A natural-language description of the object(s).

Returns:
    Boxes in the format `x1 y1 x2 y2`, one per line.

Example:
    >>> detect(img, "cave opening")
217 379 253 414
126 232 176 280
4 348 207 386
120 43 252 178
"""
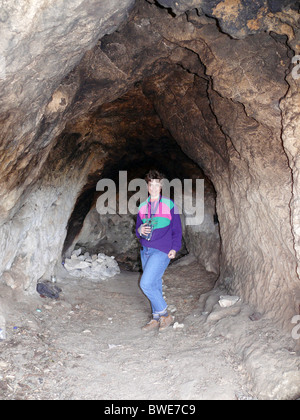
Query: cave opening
61 82 220 276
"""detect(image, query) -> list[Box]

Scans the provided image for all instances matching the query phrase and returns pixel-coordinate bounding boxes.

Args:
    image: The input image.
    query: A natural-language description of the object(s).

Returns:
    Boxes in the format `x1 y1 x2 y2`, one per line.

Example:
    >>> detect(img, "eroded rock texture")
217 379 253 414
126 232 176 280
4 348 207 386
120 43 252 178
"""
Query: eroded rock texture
0 0 135 220
0 0 300 335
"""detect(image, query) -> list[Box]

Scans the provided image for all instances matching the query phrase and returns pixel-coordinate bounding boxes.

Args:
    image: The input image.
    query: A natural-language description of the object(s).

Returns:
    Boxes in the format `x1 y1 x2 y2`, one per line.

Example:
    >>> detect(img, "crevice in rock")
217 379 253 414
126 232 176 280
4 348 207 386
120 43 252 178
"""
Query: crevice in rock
148 0 177 17
277 34 300 286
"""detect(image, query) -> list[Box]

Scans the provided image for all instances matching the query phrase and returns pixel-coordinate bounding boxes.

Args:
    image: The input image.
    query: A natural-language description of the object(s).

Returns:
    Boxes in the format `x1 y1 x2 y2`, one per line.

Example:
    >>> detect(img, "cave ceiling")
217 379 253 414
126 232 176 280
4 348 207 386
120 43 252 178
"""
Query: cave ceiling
0 0 299 207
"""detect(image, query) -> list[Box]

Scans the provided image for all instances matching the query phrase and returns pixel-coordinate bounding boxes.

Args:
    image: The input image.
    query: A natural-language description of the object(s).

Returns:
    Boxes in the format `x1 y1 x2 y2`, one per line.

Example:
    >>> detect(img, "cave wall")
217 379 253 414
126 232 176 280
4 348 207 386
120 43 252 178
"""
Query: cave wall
0 0 135 223
0 0 300 327
0 130 106 291
142 58 298 323
138 6 300 323
281 75 300 284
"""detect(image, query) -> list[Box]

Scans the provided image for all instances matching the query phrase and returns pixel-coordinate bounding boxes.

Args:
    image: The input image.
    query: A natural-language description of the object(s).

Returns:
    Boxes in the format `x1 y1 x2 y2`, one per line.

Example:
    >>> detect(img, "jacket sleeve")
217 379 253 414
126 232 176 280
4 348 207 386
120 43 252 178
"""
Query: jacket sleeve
171 206 182 252
136 211 143 238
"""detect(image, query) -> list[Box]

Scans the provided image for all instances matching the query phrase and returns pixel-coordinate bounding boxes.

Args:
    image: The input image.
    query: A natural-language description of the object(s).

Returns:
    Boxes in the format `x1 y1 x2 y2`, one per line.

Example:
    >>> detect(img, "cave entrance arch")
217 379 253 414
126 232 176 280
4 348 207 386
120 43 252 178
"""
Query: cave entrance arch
61 84 220 275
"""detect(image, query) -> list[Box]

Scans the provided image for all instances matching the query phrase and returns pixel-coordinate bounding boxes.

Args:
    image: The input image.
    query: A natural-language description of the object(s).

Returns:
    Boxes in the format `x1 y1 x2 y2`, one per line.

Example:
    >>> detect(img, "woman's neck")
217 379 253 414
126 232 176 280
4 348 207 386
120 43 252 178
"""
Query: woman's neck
150 195 160 201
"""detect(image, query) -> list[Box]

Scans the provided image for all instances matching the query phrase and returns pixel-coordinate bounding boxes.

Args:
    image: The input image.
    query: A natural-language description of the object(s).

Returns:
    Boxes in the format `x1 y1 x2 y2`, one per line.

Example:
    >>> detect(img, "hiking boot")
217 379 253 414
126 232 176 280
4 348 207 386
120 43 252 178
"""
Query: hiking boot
141 319 159 332
159 314 174 331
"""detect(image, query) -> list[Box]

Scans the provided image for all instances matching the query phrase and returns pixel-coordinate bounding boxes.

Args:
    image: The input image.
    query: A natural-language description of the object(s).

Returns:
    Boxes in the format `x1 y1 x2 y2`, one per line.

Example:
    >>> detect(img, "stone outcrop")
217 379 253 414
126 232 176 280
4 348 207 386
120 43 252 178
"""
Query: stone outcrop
0 0 299 335
63 249 120 280
0 0 135 222
152 0 298 38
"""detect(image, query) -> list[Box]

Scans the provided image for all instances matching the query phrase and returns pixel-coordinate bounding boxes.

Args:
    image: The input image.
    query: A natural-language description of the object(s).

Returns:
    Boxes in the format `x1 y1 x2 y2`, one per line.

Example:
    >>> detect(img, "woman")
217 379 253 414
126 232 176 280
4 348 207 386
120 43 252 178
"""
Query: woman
136 170 182 332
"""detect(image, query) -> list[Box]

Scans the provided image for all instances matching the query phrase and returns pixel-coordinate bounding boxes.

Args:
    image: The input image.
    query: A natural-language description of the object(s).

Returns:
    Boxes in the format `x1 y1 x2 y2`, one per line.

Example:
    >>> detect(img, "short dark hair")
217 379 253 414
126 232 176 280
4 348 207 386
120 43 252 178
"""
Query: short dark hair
145 169 166 183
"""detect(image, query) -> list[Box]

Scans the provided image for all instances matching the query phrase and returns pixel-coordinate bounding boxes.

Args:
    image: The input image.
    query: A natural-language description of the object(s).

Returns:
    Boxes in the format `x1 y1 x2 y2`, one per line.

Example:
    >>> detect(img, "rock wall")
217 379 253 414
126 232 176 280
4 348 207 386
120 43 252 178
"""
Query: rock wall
0 0 135 288
0 0 135 222
142 61 298 324
281 54 300 311
138 8 300 323
0 131 106 291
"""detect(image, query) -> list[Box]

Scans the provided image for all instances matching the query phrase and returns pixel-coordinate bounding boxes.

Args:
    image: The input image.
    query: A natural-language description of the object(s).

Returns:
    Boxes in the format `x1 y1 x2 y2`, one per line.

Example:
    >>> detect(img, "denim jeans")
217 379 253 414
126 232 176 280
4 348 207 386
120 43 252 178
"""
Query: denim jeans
140 247 170 317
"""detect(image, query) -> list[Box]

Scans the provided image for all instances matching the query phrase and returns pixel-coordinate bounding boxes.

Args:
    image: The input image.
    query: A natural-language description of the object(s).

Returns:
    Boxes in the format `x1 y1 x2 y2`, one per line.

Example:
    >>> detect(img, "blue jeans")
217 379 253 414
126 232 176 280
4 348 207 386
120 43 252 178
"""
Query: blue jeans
140 247 170 317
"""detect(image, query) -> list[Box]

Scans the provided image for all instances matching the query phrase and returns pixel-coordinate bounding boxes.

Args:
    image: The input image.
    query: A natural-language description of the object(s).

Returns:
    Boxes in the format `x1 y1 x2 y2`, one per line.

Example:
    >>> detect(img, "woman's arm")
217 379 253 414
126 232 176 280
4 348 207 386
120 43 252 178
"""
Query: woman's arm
171 205 182 252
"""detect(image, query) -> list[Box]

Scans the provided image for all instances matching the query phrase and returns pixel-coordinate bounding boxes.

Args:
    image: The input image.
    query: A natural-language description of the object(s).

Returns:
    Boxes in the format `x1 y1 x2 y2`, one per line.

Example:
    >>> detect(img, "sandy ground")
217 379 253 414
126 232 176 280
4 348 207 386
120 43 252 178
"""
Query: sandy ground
0 255 299 400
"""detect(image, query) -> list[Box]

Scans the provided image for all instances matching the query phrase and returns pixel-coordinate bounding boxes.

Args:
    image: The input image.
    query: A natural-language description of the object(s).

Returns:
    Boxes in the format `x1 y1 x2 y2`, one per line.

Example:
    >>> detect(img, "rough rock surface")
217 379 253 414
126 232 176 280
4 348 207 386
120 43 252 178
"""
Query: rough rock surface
155 0 298 38
67 209 142 271
0 0 135 219
63 250 120 280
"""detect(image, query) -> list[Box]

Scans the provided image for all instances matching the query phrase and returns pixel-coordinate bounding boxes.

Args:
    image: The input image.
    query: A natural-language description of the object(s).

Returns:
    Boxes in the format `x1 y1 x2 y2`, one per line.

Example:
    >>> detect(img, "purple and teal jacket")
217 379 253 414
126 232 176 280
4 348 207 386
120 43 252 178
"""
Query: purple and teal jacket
136 195 182 254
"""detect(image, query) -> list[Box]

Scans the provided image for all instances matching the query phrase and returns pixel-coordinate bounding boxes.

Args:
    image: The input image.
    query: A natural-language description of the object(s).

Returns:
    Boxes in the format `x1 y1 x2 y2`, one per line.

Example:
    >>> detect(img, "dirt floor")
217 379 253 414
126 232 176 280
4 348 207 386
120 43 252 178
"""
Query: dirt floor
0 255 299 400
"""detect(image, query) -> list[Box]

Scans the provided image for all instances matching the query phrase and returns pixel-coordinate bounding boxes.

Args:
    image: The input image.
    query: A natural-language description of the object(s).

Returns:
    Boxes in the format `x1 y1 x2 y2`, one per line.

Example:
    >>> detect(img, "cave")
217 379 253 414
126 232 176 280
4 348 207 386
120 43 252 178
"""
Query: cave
60 84 219 274
0 0 300 400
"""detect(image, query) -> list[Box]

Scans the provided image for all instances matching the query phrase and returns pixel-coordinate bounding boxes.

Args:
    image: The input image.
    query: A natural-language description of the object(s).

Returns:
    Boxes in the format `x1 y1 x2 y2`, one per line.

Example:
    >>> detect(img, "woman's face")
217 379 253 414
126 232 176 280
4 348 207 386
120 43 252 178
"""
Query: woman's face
148 179 162 198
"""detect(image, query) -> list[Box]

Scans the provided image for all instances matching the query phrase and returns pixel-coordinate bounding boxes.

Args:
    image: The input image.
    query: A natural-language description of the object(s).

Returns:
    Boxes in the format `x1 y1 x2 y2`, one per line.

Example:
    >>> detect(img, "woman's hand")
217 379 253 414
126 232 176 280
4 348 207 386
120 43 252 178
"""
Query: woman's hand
139 223 152 236
168 249 176 259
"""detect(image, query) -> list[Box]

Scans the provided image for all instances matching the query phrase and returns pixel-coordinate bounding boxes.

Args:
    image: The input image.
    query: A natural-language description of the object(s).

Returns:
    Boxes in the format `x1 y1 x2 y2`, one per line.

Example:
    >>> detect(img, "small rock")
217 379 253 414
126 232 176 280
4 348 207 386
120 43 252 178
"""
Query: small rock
207 303 241 322
218 295 240 308
64 259 91 270
173 322 184 329
249 312 263 321
108 344 123 349
72 248 82 257
0 360 8 369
